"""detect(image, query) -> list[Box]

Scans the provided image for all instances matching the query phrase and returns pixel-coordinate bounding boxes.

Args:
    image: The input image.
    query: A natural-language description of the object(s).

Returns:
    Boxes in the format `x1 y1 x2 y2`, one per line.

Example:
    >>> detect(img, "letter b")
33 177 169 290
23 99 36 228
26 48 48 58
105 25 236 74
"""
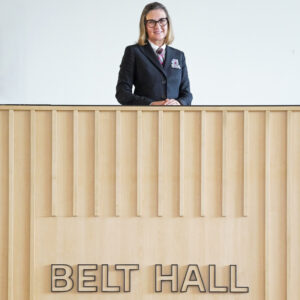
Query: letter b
51 264 74 292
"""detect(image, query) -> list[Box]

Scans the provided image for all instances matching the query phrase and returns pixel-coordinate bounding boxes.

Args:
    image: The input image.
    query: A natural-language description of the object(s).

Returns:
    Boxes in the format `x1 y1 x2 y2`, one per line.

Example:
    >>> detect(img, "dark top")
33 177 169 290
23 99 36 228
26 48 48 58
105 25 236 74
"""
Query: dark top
116 42 192 105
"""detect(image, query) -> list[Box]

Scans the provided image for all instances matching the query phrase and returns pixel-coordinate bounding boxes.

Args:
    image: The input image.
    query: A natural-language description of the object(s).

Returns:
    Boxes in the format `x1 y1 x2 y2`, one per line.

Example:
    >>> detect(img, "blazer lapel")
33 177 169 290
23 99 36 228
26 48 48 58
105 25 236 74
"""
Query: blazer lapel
163 45 173 71
139 43 167 77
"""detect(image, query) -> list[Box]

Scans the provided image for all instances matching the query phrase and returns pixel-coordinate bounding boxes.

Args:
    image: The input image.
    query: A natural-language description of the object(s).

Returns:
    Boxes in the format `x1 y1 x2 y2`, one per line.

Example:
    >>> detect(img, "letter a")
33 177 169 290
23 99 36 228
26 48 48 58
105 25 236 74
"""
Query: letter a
181 265 206 292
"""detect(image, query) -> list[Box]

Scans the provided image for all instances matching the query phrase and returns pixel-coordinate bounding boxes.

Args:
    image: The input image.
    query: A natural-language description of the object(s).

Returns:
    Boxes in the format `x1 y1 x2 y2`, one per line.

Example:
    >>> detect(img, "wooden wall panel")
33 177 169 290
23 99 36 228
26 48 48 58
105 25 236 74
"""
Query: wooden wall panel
205 112 222 217
226 112 244 217
119 112 137 217
248 112 265 299
268 112 287 300
0 111 9 300
183 112 201 217
0 106 299 300
162 112 180 217
13 111 30 300
140 111 158 217
289 112 300 298
36 111 52 217
78 111 94 217
98 111 115 217
56 111 73 217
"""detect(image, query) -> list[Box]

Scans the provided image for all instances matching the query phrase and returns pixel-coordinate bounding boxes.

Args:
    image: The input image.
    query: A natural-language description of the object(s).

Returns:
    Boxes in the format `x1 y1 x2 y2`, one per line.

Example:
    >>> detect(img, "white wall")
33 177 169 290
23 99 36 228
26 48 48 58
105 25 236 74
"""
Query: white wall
0 0 299 105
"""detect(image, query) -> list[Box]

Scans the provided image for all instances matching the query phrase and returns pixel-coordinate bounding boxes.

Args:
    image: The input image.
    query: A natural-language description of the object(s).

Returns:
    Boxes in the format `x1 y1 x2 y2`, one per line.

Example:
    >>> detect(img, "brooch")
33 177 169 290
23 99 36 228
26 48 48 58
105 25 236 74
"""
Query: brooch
171 59 181 69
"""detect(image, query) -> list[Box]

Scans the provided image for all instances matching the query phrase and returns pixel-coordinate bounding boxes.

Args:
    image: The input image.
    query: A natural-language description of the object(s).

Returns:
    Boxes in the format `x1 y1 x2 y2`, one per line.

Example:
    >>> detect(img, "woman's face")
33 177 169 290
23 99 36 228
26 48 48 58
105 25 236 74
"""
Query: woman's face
145 9 168 46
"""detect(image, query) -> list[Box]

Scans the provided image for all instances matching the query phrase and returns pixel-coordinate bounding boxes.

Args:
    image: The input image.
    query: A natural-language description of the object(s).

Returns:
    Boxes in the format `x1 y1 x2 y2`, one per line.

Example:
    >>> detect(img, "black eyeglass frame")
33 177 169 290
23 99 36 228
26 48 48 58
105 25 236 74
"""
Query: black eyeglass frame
144 18 168 28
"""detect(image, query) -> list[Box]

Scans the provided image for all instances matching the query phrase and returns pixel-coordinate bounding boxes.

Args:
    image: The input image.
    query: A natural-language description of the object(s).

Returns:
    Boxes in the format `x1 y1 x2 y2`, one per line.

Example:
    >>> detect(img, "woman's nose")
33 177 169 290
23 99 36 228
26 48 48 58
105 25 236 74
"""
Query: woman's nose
154 22 162 29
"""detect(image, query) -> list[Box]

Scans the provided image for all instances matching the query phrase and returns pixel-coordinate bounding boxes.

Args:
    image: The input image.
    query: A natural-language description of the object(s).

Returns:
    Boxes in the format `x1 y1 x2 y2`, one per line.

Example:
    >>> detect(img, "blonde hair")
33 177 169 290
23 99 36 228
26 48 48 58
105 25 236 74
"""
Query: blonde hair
138 2 174 46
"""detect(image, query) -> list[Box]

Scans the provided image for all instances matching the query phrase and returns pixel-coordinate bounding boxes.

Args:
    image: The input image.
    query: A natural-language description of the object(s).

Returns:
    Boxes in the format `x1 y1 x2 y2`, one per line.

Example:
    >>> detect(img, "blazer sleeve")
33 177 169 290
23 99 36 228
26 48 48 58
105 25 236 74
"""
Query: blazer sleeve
177 53 193 106
116 46 154 105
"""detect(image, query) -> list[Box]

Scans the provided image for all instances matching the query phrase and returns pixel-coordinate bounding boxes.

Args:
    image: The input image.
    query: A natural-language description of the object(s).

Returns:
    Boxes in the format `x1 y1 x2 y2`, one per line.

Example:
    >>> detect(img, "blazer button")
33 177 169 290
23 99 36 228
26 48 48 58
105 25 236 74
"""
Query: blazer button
162 79 166 84
161 94 166 99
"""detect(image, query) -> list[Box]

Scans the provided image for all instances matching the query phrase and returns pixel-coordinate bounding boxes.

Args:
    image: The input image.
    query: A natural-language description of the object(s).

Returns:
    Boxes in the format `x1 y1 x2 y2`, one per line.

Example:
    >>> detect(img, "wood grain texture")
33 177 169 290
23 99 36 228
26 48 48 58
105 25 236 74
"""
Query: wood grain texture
8 110 14 300
201 110 206 217
243 110 249 217
73 110 78 216
179 110 184 217
51 110 57 217
287 111 291 300
137 110 142 217
265 110 270 300
0 106 299 300
0 111 8 300
115 110 121 217
158 111 163 217
94 110 100 216
222 110 227 217
30 110 36 300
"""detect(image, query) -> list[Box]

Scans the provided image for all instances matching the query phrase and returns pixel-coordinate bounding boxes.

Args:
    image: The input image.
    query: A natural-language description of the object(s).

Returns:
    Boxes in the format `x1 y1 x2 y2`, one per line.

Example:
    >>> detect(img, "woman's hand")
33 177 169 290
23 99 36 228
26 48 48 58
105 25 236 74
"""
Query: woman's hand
164 99 181 105
150 99 181 105
150 100 167 105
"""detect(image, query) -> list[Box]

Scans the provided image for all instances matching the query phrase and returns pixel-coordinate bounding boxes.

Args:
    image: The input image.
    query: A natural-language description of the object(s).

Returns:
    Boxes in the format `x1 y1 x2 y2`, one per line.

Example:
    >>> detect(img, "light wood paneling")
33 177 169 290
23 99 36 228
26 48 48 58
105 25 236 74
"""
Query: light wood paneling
158 111 163 217
98 111 116 217
248 112 266 299
94 110 100 216
119 111 137 217
222 110 227 217
115 110 121 217
30 110 36 300
56 111 74 216
269 112 287 300
73 110 78 217
265 111 270 300
13 111 30 300
140 111 158 218
0 106 299 300
78 111 94 217
36 111 52 217
288 112 300 298
51 110 57 217
179 110 185 217
226 112 244 217
162 112 180 217
137 110 142 217
0 111 9 300
205 112 222 217
8 110 14 300
201 110 206 216
243 110 249 216
184 112 201 217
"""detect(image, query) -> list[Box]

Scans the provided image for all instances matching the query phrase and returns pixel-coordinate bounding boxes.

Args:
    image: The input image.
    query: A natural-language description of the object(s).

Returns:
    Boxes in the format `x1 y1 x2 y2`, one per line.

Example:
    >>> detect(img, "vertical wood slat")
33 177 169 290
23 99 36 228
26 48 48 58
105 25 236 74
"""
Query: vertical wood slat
265 110 270 300
30 110 36 300
94 110 100 217
286 111 292 300
115 111 121 217
179 111 184 217
158 111 163 217
51 110 57 217
243 110 249 217
137 111 142 217
73 110 78 217
200 110 206 217
222 110 227 217
8 110 14 300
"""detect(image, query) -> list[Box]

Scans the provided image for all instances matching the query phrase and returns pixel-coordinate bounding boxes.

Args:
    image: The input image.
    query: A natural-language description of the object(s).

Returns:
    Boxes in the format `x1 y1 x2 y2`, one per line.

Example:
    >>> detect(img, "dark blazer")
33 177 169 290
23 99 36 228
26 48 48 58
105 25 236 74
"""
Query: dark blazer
116 43 192 105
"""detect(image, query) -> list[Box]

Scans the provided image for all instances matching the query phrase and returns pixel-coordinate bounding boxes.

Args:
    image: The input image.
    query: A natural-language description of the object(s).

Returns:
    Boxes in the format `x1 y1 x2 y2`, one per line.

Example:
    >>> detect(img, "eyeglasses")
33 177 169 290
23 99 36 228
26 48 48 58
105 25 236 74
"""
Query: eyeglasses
145 18 168 28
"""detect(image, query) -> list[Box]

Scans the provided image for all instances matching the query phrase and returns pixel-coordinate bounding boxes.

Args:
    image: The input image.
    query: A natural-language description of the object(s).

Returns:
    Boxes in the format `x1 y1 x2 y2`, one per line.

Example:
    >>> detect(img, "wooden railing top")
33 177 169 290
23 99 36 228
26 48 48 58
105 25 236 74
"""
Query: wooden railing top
0 105 300 111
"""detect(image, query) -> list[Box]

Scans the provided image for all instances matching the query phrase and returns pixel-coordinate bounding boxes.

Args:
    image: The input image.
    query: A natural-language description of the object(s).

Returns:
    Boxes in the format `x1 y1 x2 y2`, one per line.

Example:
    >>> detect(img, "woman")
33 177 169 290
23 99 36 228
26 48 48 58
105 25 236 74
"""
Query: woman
116 2 192 105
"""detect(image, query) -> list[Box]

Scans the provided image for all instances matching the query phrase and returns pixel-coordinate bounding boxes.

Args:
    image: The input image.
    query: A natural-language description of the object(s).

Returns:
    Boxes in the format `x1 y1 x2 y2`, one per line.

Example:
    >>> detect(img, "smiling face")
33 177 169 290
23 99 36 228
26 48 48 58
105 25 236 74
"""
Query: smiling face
145 9 168 46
